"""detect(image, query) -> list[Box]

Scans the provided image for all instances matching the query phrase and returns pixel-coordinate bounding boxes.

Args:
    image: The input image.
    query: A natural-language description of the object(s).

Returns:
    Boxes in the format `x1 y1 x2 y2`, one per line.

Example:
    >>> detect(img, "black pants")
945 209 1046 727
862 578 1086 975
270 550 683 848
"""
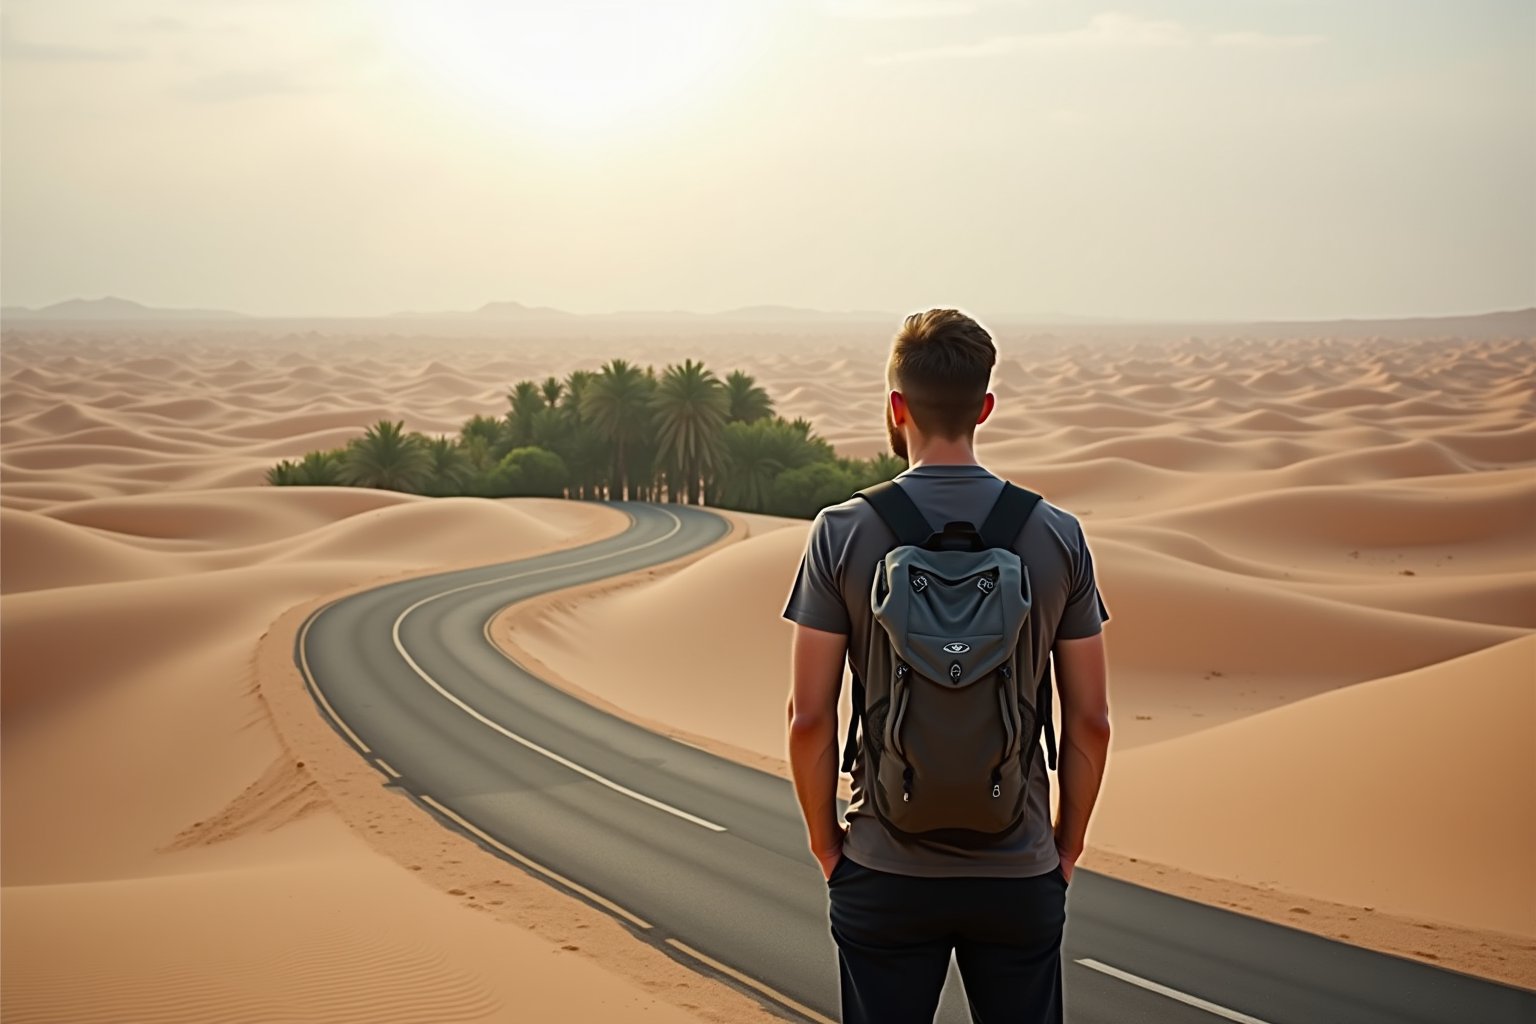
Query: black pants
825 854 1068 1024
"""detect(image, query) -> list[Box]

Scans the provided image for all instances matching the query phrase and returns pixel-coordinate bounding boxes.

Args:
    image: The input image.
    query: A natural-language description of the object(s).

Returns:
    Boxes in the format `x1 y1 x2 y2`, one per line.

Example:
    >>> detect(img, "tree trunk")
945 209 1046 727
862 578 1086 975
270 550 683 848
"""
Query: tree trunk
616 439 627 501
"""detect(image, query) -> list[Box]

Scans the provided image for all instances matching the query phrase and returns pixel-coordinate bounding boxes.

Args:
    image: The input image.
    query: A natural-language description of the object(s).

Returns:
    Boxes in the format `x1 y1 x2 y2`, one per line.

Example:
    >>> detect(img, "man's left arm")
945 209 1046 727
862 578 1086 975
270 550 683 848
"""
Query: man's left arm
787 622 848 880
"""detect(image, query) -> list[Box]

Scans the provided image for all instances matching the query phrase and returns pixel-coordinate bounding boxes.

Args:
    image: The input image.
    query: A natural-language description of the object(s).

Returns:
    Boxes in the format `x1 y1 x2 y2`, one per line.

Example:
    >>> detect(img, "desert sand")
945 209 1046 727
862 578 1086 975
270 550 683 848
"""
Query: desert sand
2 322 1533 1022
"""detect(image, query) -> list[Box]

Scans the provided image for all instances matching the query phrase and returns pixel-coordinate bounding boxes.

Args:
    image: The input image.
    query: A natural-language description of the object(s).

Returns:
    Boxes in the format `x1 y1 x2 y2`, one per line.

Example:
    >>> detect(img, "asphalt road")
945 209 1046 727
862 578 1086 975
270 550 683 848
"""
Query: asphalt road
294 501 1535 1024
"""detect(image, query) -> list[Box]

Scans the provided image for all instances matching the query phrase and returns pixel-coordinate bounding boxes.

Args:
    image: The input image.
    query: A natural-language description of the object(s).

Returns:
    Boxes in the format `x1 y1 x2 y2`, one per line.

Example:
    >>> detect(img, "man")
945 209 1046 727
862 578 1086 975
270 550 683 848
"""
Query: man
782 308 1112 1024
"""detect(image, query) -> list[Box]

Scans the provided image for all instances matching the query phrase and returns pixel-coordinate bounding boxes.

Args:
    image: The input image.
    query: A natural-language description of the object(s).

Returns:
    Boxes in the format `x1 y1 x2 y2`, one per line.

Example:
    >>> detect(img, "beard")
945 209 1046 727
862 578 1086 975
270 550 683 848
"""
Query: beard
885 401 909 463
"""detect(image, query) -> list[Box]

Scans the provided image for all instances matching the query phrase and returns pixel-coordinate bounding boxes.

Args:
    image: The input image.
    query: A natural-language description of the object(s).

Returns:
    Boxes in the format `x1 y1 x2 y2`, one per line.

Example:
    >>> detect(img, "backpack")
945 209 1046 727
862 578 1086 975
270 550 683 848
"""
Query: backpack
840 478 1060 845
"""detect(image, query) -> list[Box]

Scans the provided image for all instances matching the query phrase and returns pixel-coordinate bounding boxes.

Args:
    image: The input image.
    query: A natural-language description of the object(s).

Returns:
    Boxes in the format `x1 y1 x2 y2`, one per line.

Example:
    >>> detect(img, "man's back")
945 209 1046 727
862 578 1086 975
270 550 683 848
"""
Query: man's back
782 461 1111 877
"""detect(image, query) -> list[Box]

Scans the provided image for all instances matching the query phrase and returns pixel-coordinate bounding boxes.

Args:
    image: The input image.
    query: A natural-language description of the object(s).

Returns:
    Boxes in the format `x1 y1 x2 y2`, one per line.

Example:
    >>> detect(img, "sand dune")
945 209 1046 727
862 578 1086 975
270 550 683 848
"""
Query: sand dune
1089 636 1536 938
0 477 749 1021
2 324 1533 1015
1 507 178 594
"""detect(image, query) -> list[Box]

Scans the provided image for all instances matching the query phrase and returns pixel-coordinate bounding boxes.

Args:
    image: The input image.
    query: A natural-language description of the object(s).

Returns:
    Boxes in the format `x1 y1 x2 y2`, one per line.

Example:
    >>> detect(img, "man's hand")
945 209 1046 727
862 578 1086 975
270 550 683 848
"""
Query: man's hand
1055 843 1080 884
1052 633 1110 887
787 623 849 882
815 824 849 880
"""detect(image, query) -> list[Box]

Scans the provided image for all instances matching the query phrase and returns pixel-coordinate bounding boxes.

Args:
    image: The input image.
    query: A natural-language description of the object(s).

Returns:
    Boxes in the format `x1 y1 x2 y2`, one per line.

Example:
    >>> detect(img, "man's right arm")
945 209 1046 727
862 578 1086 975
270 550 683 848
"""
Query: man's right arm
1052 632 1111 868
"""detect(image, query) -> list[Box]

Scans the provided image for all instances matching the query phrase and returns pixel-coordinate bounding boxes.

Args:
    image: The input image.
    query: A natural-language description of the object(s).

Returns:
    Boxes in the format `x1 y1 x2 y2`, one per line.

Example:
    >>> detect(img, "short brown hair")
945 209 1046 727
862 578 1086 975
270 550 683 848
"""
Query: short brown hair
887 308 996 440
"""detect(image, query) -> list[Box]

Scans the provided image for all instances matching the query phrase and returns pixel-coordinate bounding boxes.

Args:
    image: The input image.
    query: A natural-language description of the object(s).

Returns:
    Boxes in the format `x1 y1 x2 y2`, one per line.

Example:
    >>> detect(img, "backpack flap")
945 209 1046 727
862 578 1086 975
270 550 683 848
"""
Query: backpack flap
872 546 1030 687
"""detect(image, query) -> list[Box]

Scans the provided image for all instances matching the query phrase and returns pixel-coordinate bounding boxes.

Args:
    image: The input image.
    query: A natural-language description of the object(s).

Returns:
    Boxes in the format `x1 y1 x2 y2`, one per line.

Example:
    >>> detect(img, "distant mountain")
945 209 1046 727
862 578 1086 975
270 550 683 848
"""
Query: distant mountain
388 300 576 320
1186 306 1536 341
5 296 1529 335
476 300 575 319
1 296 247 321
1281 307 1536 334
388 300 893 323
709 304 893 322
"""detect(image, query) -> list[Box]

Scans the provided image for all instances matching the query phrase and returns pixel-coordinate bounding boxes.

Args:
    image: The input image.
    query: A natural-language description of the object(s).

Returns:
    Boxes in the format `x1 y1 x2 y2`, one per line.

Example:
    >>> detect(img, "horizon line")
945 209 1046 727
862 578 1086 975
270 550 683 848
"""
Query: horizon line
4 294 1535 327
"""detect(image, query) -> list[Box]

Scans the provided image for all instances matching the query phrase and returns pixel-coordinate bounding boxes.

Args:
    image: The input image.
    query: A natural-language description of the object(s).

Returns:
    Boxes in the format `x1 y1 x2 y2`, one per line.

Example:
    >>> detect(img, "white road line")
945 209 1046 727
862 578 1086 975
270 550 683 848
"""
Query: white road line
1076 958 1277 1024
375 757 401 779
664 939 836 1024
418 794 653 930
389 506 728 833
297 604 370 754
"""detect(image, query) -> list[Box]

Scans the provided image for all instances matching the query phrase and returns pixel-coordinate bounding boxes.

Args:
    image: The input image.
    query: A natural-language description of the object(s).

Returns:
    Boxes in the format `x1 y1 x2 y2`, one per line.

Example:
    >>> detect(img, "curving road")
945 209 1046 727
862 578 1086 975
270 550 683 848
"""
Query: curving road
294 502 1534 1024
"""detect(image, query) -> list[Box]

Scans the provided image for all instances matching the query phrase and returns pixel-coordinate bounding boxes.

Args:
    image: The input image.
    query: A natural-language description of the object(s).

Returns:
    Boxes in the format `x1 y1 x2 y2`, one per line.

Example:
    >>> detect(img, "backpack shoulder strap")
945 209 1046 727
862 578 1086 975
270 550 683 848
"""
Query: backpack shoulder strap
843 479 926 775
840 668 864 773
855 478 932 548
979 481 1044 550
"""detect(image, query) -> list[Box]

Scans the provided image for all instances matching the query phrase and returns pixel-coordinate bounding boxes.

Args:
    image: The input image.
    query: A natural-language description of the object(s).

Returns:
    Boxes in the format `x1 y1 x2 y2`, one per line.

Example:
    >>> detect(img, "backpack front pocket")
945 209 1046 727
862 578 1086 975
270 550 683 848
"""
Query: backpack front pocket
874 660 1026 837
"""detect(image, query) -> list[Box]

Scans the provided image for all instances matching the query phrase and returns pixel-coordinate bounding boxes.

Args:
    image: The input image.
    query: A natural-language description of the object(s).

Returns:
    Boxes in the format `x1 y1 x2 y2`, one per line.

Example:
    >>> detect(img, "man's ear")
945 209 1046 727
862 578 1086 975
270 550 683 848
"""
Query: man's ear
889 389 909 426
976 392 996 426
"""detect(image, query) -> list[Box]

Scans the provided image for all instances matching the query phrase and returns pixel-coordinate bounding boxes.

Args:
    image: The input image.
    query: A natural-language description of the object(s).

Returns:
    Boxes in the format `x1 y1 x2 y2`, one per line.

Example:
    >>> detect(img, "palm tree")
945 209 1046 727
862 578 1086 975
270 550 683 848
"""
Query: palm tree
581 358 651 500
561 369 597 419
863 452 906 481
717 421 785 509
460 413 504 450
422 435 476 495
718 417 828 510
266 449 345 486
505 380 545 450
724 369 774 423
652 359 729 504
554 421 608 501
300 450 347 484
267 459 301 486
338 419 435 492
460 432 495 475
627 367 660 501
539 375 563 408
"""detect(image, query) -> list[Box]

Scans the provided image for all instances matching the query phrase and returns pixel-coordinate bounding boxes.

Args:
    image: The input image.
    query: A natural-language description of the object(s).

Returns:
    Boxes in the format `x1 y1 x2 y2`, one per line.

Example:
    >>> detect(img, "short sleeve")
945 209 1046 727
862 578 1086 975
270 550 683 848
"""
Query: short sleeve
781 510 851 635
1056 520 1110 640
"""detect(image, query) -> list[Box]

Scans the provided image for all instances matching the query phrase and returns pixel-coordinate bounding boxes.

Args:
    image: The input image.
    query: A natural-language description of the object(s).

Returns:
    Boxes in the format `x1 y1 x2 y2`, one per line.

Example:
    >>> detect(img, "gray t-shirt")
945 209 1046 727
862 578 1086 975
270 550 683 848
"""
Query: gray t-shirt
781 462 1110 877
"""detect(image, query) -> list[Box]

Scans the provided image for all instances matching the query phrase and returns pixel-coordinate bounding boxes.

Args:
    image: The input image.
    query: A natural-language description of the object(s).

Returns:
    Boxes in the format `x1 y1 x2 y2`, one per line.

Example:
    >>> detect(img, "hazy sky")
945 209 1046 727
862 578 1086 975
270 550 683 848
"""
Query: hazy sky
3 0 1533 320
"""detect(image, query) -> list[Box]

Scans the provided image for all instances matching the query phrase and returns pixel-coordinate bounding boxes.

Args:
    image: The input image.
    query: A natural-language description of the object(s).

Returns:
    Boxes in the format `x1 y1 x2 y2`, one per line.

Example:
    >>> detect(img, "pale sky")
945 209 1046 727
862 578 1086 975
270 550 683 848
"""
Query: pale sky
3 0 1533 320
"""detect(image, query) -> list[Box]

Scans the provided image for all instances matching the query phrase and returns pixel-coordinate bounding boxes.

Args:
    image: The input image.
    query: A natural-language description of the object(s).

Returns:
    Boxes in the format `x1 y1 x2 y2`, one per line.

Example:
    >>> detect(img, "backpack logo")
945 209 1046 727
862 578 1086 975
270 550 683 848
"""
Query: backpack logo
942 642 971 654
911 574 929 593
977 577 995 593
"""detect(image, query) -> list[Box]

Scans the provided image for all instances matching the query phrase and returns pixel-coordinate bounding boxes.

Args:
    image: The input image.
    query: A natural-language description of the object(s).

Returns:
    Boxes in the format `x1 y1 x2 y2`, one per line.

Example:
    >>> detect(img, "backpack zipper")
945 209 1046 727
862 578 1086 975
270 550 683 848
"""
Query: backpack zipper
891 663 911 760
892 662 913 801
993 663 1014 798
997 665 1016 755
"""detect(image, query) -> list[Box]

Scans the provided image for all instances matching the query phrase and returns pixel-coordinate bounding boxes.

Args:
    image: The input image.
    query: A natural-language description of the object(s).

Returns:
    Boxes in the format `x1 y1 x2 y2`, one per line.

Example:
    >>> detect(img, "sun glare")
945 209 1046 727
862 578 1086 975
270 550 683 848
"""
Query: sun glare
387 0 760 135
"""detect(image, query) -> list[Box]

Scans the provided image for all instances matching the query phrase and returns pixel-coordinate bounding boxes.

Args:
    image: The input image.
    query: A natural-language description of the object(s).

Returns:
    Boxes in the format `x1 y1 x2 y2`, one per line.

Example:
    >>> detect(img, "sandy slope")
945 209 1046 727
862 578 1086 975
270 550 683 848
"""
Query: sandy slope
1088 636 1536 937
2 326 1533 1017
